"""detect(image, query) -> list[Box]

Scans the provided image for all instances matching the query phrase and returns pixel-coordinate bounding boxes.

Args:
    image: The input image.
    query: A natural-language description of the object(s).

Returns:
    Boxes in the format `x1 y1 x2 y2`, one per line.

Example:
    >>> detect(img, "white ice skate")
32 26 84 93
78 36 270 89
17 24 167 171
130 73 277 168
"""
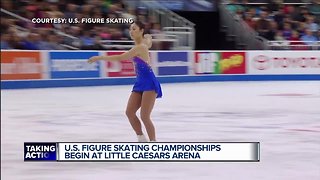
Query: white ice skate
137 135 148 142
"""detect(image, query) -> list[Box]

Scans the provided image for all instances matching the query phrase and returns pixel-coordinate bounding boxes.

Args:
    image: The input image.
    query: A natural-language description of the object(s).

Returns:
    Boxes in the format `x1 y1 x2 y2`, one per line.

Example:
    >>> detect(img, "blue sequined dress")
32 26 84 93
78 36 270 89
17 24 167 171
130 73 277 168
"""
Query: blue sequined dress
132 56 162 98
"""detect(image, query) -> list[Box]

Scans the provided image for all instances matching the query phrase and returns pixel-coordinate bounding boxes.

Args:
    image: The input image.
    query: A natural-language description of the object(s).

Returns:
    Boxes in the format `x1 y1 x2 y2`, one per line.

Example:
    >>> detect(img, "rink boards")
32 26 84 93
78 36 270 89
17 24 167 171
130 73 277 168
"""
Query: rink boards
1 50 319 89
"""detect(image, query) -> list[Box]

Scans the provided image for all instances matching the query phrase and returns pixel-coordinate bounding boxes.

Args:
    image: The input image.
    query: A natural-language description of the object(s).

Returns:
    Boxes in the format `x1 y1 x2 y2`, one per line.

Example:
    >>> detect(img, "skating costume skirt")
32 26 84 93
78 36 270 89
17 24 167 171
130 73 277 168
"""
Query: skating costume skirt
132 57 162 98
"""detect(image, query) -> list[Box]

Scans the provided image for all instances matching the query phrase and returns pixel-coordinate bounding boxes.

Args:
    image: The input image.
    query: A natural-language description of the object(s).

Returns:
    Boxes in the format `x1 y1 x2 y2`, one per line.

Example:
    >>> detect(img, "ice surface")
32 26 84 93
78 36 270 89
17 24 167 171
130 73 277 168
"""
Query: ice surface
1 81 320 180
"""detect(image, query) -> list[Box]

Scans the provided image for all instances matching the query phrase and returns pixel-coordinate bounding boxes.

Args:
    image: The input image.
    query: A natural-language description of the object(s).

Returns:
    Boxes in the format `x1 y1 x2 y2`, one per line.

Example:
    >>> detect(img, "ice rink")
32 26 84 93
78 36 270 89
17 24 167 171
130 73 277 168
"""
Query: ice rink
1 81 320 180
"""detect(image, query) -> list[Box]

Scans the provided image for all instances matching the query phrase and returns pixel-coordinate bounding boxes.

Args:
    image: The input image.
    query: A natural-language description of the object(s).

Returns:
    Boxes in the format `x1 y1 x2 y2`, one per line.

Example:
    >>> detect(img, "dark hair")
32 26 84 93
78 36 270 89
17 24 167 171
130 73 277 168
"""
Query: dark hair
134 20 145 34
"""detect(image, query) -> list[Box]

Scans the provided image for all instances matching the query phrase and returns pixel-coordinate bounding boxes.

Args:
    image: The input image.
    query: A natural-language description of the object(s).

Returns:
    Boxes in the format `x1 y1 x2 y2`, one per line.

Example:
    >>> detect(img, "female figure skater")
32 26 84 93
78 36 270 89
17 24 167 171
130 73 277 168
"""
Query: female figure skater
88 21 162 142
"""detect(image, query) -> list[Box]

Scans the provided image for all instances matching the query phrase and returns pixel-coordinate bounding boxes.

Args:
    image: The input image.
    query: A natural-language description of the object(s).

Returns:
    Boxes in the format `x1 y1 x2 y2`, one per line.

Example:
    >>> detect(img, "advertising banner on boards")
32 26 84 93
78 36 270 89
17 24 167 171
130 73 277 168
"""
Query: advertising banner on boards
157 52 189 76
1 51 42 80
247 51 320 74
49 51 100 78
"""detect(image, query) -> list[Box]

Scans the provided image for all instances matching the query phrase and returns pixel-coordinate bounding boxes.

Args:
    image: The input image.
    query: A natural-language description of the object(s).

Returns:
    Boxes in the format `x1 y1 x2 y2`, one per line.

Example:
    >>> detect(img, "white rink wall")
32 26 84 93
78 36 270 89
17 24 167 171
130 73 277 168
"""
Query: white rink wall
1 50 319 89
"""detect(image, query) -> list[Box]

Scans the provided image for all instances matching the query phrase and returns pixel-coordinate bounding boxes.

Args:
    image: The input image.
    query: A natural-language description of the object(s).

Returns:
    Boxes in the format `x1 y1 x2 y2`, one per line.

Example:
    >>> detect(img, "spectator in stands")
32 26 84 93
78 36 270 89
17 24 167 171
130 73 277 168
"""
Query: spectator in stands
136 14 148 24
112 0 127 12
92 6 104 19
110 28 123 40
256 11 272 39
150 23 165 50
1 0 13 12
289 30 307 50
272 29 289 49
80 30 95 48
21 33 39 50
33 10 54 29
296 21 307 35
47 34 66 50
274 30 286 41
33 29 61 50
301 28 318 45
299 6 311 23
243 12 256 29
48 3 64 18
247 7 259 20
286 5 302 28
64 3 78 19
122 7 136 20
289 30 303 44
61 26 81 48
107 12 122 30
91 36 104 50
25 1 38 13
150 23 162 34
33 1 51 27
234 8 244 20
49 3 65 30
282 22 293 40
0 17 10 34
266 0 280 12
143 22 152 35
99 27 112 40
8 34 24 49
307 0 320 17
122 23 132 40
37 33 53 50
268 20 278 40
227 0 245 14
0 33 12 49
19 11 36 29
272 6 285 28
80 4 93 18
306 15 319 33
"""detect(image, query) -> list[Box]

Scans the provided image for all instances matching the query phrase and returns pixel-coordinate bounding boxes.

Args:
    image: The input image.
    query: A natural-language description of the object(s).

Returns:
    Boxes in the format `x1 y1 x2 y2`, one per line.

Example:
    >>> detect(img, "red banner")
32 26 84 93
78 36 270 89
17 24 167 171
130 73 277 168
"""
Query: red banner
105 52 135 77
1 51 42 80
220 52 246 74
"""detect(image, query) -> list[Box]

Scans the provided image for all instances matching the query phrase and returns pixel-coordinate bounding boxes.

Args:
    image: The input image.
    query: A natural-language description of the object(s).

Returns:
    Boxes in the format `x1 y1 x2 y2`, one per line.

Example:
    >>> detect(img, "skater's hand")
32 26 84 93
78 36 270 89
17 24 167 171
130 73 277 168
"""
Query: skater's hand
144 34 152 39
88 56 101 64
143 34 152 49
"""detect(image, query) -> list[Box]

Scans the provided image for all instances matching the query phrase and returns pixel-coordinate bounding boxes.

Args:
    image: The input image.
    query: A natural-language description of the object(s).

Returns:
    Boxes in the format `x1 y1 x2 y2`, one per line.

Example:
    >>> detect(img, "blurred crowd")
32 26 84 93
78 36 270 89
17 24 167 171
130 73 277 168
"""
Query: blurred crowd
1 0 164 50
225 0 320 46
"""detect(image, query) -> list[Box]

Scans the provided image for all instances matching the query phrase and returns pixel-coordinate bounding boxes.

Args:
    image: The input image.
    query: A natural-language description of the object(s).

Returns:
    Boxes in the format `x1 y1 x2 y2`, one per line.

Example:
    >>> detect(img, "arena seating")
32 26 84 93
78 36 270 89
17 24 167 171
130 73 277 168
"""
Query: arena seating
224 0 319 50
